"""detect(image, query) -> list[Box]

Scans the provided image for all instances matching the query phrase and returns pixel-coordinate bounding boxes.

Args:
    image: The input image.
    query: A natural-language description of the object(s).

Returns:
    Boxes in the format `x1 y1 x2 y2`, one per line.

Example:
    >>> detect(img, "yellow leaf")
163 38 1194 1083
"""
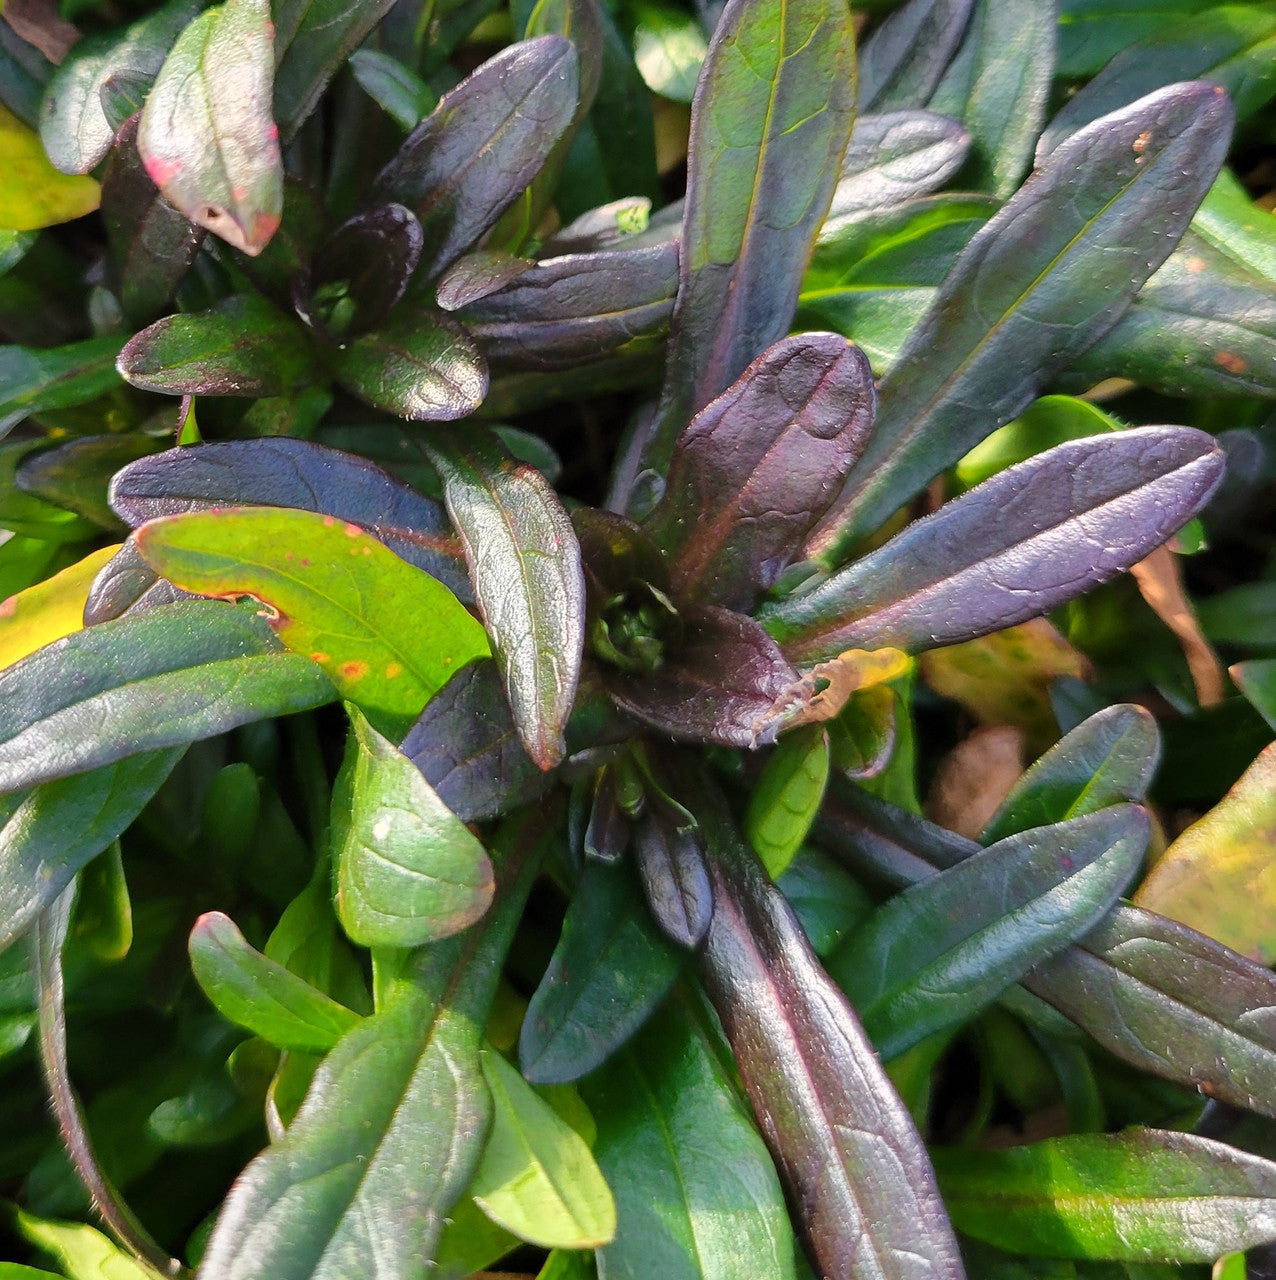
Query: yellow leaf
768 646 911 731
0 544 120 670
1134 742 1276 964
0 101 100 231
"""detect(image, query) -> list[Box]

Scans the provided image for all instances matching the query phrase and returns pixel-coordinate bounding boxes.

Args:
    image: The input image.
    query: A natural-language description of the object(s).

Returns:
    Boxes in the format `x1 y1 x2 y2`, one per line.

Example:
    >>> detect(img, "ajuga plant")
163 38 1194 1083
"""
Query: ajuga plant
5 0 1276 1277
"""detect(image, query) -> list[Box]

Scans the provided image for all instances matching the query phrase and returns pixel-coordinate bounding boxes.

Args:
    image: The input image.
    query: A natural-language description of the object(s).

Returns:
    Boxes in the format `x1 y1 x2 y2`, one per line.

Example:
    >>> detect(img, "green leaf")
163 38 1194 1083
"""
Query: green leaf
0 441 97 542
933 1129 1276 1262
0 101 99 231
134 505 489 736
519 857 682 1085
189 910 362 1053
0 750 181 948
1056 0 1218 78
828 806 1147 1059
117 295 317 398
14 1210 153 1280
1234 659 1276 731
425 430 584 769
335 307 488 421
0 1265 62 1279
980 704 1161 845
1135 742 1276 965
470 1049 616 1248
807 81 1233 560
857 0 973 112
349 48 436 131
194 809 553 1280
36 0 201 175
926 0 1055 199
630 0 708 102
0 600 332 792
332 707 494 949
798 193 996 373
744 725 830 879
0 335 124 437
644 0 858 472
581 1007 798 1280
138 0 283 255
954 394 1121 489
1193 166 1276 285
273 0 397 141
776 845 874 957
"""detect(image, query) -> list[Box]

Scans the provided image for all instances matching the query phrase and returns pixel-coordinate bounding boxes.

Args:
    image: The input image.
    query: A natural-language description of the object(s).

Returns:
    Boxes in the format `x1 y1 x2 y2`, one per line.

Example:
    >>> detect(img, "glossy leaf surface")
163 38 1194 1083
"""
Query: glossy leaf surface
460 242 678 371
426 430 584 769
373 36 579 281
647 0 857 470
808 82 1234 559
117 296 316 397
189 911 362 1053
582 1008 798 1280
0 749 180 948
195 811 550 1280
934 1129 1276 1262
698 784 965 1280
829 806 1147 1059
0 601 330 792
434 249 535 312
520 857 681 1085
607 606 797 748
135 505 489 735
111 437 468 600
332 708 494 949
0 335 124 436
273 0 396 141
402 659 553 824
335 307 487 422
745 725 830 879
100 114 204 324
37 0 199 175
980 704 1160 845
827 109 970 224
1134 741 1276 964
857 0 972 111
1040 7 1276 158
137 0 283 255
926 0 1055 199
645 333 875 613
762 428 1225 664
470 1049 616 1249
349 49 435 131
633 803 712 949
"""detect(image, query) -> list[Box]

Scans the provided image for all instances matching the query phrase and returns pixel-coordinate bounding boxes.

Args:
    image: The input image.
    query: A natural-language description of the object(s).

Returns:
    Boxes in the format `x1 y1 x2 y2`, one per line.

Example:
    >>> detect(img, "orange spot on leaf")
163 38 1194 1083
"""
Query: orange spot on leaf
339 660 370 681
311 651 330 663
344 523 363 538
1215 350 1248 374
385 662 403 679
323 516 336 527
0 595 16 619
144 154 182 186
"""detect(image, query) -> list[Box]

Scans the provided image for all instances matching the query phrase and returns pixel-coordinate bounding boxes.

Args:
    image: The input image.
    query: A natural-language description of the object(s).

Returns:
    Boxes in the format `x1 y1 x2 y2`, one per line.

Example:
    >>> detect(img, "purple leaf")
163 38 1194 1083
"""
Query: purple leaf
297 203 422 338
372 36 579 281
857 0 973 111
607 606 797 749
697 782 967 1280
643 0 858 472
633 801 712 948
435 250 535 312
83 535 190 626
808 81 1234 560
644 333 874 612
108 438 469 600
762 427 1225 664
401 660 552 824
424 430 585 769
460 242 678 372
100 113 204 324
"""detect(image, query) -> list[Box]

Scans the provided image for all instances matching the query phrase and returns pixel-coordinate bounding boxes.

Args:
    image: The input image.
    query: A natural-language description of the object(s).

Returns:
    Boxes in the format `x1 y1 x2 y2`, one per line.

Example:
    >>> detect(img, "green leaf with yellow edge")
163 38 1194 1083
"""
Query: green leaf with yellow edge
0 543 119 671
0 102 99 232
135 505 490 736
745 724 830 878
1134 741 1276 965
471 1048 617 1249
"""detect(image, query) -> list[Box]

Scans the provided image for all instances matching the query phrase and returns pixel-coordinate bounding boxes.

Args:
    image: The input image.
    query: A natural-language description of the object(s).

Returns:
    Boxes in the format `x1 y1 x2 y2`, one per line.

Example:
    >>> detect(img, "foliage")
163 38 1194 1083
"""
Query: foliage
2 0 1276 1278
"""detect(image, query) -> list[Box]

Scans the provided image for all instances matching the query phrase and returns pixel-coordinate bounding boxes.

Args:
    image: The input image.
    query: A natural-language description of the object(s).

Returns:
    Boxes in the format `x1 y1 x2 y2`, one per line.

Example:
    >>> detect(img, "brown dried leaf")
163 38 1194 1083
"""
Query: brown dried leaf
766 646 910 733
926 724 1027 840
